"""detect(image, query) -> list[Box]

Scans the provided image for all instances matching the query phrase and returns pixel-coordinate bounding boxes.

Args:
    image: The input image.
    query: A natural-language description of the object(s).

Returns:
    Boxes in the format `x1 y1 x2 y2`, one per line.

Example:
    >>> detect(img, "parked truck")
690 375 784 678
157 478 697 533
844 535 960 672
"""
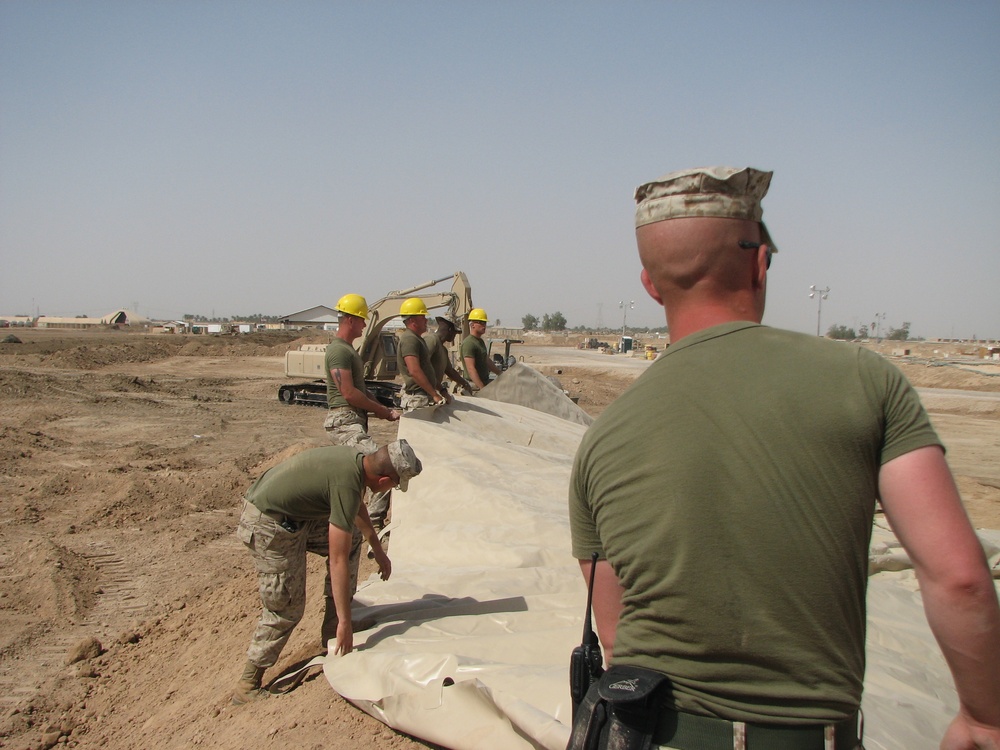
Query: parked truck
277 272 474 407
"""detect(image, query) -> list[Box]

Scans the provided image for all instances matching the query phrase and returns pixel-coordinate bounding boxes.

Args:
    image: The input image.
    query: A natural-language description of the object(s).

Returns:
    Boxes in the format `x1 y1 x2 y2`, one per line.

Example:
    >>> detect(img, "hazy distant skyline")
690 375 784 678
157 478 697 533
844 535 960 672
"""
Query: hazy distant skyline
2 2 998 339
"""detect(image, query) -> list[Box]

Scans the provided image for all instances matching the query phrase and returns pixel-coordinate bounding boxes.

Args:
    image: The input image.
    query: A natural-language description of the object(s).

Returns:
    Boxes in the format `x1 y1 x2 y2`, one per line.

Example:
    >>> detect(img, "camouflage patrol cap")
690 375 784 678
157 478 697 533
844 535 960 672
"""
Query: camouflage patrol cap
387 439 422 492
634 166 778 252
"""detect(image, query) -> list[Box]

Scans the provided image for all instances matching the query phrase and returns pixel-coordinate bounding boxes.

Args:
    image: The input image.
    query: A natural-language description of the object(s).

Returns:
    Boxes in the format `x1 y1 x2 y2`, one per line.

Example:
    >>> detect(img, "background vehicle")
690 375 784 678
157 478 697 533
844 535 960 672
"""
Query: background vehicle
488 338 523 372
278 272 474 407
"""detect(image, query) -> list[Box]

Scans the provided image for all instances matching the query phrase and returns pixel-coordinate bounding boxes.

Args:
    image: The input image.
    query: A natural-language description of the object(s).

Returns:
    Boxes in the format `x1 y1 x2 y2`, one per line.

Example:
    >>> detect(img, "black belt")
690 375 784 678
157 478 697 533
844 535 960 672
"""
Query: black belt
655 709 860 750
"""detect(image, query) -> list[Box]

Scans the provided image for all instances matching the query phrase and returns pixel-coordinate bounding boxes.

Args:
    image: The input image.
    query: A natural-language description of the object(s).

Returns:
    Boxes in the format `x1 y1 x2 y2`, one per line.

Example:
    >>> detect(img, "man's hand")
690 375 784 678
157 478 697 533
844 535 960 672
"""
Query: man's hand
941 712 1000 750
386 408 402 421
372 546 392 580
334 620 353 656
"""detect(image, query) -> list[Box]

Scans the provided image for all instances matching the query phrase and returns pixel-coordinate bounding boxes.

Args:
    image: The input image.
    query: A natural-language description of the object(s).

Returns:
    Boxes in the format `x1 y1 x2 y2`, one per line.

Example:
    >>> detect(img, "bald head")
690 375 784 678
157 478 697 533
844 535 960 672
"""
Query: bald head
639 216 764 290
637 217 769 337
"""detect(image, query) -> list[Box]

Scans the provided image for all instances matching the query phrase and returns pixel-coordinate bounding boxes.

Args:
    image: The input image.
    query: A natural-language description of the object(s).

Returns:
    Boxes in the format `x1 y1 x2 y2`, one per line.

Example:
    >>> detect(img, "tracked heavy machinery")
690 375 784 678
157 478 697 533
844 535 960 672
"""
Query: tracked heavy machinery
277 272 474 407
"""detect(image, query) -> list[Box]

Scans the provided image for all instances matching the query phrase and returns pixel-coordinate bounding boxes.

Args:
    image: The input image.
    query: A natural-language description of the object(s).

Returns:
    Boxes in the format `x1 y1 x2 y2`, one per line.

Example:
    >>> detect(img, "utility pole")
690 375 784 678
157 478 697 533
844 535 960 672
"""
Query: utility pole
619 300 634 352
809 285 830 337
873 312 886 342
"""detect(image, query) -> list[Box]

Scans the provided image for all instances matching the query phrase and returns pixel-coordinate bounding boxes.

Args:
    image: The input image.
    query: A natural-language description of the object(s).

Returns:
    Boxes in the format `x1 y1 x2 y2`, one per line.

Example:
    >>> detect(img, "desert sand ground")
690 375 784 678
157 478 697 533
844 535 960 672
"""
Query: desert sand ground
0 328 997 750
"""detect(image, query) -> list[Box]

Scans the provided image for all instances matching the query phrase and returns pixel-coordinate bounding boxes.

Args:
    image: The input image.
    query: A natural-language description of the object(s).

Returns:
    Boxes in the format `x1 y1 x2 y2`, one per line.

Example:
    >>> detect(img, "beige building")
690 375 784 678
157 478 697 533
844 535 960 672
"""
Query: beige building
32 309 150 329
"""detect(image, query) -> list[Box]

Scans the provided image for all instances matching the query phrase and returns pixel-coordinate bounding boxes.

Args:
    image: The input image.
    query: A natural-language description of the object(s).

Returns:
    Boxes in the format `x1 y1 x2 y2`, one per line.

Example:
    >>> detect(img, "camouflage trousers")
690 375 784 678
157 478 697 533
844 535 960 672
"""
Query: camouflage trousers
399 391 433 412
323 407 378 453
238 500 359 667
323 407 391 527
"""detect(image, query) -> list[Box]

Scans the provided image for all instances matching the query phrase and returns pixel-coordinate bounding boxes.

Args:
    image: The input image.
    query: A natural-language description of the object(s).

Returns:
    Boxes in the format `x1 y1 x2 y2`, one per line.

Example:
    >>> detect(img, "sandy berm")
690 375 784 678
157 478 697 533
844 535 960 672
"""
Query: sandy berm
0 328 997 749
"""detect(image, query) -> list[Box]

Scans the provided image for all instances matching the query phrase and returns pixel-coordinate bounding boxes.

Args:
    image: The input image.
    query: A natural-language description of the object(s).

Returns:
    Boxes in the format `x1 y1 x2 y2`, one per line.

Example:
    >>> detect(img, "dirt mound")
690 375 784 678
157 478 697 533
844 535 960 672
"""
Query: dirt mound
898 361 1000 392
0 331 996 750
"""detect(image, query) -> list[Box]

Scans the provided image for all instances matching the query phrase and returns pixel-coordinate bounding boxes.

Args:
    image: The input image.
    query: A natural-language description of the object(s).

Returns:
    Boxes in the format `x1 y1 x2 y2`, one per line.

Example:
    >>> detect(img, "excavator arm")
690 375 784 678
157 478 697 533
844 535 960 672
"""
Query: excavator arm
279 272 475 406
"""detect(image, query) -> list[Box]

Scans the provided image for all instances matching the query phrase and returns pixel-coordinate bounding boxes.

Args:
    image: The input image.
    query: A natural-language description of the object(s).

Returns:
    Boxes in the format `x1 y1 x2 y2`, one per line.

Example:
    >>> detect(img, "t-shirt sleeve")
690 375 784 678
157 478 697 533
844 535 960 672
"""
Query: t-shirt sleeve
327 481 362 531
861 350 942 465
326 344 355 372
399 333 422 359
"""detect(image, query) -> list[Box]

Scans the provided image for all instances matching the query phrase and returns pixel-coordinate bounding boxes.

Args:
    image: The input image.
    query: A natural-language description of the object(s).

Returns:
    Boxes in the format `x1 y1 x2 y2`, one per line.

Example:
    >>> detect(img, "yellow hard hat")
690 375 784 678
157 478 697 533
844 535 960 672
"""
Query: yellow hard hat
335 293 369 319
400 297 429 317
468 308 488 323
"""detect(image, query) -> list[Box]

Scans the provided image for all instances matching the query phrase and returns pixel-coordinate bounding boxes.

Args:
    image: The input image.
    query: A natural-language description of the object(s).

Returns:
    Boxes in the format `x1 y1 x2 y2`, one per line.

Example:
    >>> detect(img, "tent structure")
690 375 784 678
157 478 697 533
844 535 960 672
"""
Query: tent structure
280 305 339 326
303 365 999 750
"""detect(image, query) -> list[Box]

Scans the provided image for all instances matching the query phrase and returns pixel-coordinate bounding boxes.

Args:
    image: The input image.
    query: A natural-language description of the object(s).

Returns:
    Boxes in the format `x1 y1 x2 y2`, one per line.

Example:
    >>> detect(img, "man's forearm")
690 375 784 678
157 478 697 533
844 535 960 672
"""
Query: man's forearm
920 570 1000 727
445 365 470 390
404 357 443 401
355 504 381 546
880 446 1000 733
333 368 392 419
344 390 391 420
327 523 355 654
464 358 486 389
328 555 352 623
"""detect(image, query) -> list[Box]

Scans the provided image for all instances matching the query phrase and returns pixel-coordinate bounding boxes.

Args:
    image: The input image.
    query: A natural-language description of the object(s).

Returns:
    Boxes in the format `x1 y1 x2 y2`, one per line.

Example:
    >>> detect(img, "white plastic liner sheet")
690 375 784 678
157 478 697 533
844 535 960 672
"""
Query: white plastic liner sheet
319 381 1000 750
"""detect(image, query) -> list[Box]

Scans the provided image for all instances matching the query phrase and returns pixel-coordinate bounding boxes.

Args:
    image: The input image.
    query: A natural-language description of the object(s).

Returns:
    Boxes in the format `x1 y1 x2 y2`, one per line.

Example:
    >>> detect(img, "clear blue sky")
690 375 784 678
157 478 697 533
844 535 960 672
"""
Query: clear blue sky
2 1 998 339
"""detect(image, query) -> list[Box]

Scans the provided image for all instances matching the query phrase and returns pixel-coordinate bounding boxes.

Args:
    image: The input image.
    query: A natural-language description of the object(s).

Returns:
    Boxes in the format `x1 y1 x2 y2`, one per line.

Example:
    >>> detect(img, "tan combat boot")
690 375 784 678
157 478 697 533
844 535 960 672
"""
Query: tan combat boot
231 661 268 705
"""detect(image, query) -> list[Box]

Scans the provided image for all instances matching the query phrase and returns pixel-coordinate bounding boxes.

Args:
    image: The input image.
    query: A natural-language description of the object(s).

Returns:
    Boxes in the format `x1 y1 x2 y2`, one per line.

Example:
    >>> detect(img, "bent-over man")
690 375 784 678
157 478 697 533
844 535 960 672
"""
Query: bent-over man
233 439 421 704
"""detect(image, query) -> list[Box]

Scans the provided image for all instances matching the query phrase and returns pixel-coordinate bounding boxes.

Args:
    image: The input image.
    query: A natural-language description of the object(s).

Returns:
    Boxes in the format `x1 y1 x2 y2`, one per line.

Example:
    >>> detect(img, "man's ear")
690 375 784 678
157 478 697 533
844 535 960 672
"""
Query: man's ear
753 246 770 290
373 475 395 493
640 268 664 306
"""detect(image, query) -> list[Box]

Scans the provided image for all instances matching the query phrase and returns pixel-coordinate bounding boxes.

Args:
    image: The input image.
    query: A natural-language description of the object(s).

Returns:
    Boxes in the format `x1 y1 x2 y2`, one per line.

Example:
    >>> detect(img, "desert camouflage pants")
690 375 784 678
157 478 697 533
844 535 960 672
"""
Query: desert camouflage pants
323 406 391 527
399 391 433 411
238 500 359 667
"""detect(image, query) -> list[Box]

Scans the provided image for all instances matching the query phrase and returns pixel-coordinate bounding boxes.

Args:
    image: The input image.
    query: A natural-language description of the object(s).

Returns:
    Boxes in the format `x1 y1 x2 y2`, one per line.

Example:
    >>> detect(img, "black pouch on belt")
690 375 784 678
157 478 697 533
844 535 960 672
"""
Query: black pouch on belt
567 665 672 750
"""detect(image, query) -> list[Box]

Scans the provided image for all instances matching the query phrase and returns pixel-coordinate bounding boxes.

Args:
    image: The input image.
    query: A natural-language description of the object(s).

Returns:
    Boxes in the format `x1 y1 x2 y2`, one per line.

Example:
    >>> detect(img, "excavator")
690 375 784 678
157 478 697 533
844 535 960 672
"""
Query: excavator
277 272 474 407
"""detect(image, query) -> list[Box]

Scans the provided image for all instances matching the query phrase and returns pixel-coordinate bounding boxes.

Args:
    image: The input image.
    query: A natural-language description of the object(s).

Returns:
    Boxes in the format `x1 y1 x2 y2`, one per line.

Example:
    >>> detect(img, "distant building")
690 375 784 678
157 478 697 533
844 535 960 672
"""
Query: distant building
279 305 338 327
33 309 150 330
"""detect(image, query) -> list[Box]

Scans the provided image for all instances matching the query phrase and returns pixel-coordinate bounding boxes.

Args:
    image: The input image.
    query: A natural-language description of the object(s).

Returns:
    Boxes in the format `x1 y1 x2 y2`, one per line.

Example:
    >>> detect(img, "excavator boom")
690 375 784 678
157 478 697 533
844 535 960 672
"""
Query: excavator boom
278 272 474 406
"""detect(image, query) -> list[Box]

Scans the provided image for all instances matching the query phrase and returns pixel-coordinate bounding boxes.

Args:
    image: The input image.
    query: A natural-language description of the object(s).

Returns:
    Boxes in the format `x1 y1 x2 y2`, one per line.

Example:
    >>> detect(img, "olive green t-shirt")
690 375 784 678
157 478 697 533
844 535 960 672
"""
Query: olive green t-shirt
324 337 365 410
246 446 365 531
460 335 490 384
569 322 941 724
423 331 449 385
397 327 434 395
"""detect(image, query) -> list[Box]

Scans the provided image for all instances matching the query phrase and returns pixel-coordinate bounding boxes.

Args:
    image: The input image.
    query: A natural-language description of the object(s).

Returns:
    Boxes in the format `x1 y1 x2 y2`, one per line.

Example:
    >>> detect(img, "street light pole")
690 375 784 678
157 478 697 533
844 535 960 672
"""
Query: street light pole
873 312 886 342
809 285 830 337
619 300 634 352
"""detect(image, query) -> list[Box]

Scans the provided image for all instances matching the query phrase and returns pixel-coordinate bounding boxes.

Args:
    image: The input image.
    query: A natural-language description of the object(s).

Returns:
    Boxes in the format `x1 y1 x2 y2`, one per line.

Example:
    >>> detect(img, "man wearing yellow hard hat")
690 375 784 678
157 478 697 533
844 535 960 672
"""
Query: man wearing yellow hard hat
396 297 446 411
461 308 502 391
320 292 401 644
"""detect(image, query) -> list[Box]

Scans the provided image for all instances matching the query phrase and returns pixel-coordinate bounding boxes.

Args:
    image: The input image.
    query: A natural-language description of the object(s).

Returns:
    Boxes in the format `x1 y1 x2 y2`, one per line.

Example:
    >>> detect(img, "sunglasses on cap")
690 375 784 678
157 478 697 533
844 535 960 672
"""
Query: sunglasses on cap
738 240 772 270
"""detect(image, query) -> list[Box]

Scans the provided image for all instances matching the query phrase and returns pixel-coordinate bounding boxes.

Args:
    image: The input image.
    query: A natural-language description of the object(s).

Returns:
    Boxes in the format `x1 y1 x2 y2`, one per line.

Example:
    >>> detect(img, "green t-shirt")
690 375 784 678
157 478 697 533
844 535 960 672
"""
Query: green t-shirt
325 337 365 409
246 446 365 531
569 322 941 724
397 327 434 395
423 331 449 385
460 334 490 384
